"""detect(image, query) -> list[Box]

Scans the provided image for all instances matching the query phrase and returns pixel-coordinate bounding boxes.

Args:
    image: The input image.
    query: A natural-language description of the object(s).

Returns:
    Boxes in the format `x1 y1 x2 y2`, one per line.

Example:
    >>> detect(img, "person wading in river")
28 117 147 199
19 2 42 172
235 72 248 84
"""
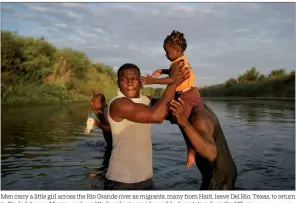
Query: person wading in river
104 62 189 190
169 98 237 189
90 93 112 150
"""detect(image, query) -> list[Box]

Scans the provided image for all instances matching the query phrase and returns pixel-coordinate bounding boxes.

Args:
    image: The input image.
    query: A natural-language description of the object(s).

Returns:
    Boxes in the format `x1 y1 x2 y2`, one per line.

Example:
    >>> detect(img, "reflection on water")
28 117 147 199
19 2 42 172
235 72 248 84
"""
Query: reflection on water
1 100 295 190
225 100 294 123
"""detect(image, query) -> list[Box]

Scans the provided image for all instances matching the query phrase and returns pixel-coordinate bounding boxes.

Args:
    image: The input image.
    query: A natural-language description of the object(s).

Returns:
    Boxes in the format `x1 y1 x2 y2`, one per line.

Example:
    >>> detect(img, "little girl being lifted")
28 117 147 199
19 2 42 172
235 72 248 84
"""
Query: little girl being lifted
141 30 201 167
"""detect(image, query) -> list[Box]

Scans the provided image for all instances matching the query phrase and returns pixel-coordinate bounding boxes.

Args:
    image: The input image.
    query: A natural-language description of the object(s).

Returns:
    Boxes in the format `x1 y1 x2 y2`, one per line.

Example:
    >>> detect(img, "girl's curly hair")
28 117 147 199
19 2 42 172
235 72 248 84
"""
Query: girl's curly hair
164 30 187 51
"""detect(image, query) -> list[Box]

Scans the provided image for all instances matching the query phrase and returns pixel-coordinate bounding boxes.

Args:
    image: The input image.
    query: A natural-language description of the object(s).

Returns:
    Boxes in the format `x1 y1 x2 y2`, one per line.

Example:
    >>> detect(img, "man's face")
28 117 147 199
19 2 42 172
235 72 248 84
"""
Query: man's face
118 68 141 98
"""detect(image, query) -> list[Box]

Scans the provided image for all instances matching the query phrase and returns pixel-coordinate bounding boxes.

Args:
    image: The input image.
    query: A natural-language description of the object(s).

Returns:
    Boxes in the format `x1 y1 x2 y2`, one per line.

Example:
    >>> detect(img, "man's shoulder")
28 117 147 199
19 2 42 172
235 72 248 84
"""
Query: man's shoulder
110 95 152 110
191 105 213 123
110 97 131 107
190 105 216 137
109 97 133 119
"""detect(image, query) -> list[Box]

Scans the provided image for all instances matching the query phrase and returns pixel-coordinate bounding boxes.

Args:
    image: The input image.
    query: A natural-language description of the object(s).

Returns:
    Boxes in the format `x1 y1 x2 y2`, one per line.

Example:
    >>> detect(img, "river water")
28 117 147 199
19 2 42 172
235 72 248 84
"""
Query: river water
1 99 295 190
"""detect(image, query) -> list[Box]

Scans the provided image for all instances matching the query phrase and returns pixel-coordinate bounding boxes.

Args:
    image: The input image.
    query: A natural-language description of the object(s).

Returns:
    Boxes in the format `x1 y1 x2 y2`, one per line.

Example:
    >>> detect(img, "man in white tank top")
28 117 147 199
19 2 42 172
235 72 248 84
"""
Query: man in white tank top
105 63 189 190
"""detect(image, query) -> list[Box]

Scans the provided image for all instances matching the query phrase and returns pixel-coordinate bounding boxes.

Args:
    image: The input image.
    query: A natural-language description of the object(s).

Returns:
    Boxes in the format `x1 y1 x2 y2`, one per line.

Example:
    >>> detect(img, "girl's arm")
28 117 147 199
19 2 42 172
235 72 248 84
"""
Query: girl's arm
152 69 170 77
161 69 170 75
142 62 181 85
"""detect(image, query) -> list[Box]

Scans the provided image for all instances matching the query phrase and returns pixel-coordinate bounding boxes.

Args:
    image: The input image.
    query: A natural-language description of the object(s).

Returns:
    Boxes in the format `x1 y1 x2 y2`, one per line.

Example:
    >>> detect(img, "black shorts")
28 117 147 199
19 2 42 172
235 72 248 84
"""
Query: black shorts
104 178 153 190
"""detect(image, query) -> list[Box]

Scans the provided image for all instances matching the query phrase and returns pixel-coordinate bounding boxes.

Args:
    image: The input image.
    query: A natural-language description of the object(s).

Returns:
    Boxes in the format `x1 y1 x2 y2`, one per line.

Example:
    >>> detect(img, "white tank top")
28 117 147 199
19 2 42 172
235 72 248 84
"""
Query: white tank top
106 90 152 183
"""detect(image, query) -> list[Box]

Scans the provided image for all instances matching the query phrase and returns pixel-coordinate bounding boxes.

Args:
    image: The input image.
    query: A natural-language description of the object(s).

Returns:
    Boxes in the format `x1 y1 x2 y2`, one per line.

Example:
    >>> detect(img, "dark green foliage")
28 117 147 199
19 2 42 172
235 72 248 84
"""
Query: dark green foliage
201 67 295 98
1 30 164 104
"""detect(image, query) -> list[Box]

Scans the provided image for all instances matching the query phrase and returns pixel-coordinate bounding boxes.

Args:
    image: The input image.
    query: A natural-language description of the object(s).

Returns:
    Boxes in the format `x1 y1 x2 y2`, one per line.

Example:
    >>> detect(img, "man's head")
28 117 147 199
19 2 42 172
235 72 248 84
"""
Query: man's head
163 30 187 62
117 63 141 98
91 93 106 112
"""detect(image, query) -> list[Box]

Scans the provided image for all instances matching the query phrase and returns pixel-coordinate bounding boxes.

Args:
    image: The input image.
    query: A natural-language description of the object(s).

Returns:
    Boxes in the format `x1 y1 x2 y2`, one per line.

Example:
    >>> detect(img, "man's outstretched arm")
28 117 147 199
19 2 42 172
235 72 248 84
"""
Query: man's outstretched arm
111 61 190 124
110 82 177 123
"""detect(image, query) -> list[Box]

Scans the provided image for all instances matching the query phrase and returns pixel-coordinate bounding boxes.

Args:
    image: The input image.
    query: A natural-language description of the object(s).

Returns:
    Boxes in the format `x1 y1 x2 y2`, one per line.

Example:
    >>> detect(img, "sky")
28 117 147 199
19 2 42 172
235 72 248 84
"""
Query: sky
1 2 295 86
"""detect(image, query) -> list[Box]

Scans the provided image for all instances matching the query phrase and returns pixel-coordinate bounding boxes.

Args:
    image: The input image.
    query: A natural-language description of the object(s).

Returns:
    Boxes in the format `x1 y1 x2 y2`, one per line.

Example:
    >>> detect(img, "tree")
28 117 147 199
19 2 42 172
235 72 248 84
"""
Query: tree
1 31 22 74
258 74 266 81
1 30 170 104
225 78 237 88
269 69 286 78
237 66 260 82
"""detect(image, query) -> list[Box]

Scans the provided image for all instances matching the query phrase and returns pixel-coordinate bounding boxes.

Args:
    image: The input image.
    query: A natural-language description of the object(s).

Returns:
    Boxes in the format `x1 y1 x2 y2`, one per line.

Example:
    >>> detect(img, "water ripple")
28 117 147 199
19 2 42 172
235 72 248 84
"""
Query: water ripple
1 100 295 190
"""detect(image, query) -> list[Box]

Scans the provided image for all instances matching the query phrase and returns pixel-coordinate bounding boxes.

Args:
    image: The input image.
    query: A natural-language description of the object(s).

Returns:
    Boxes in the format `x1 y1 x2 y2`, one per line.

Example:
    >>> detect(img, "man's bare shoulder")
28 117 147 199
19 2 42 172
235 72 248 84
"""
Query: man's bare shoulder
111 97 131 105
109 97 134 121
110 97 133 111
191 105 206 117
190 105 215 134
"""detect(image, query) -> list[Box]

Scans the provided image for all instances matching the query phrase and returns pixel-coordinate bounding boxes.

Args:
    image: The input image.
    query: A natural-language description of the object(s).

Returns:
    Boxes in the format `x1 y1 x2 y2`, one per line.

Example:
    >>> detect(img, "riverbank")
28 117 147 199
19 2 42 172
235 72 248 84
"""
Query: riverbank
1 84 163 105
1 31 163 105
2 76 294 105
1 31 294 105
200 71 295 98
1 84 91 105
203 97 295 101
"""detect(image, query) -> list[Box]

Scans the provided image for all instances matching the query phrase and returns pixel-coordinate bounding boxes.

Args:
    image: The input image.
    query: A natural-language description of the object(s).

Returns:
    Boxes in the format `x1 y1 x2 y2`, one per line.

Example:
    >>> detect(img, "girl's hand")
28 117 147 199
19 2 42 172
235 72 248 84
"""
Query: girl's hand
140 74 155 85
152 69 162 78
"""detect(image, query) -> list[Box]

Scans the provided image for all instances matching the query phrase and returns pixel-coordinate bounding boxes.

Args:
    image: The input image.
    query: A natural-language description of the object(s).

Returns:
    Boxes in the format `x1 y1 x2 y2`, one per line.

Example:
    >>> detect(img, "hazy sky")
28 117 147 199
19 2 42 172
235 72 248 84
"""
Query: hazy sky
1 2 295 86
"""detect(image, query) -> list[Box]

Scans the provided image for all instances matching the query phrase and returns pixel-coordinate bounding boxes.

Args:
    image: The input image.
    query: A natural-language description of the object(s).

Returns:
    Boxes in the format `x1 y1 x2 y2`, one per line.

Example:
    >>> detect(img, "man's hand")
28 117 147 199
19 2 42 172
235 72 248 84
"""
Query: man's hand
152 69 162 78
175 61 190 86
140 74 155 85
170 98 189 127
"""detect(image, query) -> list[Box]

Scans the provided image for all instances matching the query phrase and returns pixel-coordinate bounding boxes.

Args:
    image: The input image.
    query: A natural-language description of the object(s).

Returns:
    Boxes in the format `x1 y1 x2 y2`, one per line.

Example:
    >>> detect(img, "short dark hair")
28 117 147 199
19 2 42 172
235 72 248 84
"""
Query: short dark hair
164 30 187 51
117 63 141 79
91 93 105 104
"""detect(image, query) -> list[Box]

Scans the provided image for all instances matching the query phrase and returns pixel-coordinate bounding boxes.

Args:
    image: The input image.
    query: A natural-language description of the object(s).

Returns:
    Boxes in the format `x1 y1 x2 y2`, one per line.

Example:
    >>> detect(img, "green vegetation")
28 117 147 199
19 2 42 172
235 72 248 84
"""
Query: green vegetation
2 30 293 104
200 67 295 98
1 30 163 105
